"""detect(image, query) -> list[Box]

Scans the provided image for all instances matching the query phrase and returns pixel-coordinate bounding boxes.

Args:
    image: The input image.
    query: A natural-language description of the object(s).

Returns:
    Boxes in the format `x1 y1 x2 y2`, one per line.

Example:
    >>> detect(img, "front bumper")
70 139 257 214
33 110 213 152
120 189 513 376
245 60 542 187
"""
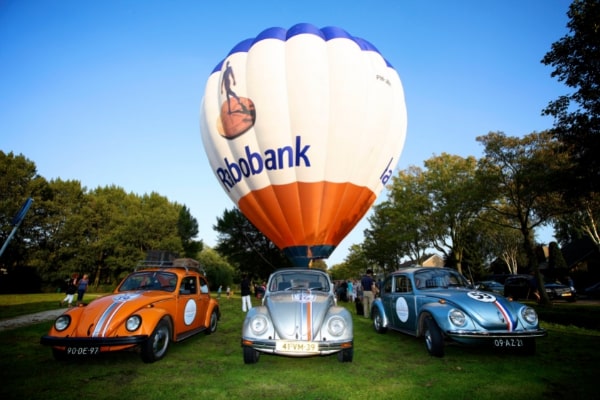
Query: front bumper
445 328 547 340
40 335 148 348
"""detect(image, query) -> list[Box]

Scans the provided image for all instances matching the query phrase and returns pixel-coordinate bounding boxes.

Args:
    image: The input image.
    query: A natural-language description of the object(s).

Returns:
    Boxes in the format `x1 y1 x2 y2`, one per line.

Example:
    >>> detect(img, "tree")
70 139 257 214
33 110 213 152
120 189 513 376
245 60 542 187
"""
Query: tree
198 247 234 290
477 131 567 305
542 0 600 198
547 241 569 281
177 205 203 257
364 166 432 270
0 151 48 269
423 153 485 275
214 208 292 281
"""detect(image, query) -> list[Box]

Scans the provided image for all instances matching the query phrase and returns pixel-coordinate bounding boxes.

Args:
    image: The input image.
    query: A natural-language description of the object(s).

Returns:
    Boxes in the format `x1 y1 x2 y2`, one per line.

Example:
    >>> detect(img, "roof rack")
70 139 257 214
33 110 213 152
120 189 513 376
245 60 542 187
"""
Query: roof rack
135 258 205 274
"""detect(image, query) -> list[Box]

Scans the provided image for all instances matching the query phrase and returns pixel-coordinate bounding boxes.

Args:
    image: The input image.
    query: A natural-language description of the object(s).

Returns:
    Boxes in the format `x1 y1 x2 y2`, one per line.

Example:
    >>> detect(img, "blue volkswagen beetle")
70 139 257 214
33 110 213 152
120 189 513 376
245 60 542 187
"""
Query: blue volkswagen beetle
371 267 546 357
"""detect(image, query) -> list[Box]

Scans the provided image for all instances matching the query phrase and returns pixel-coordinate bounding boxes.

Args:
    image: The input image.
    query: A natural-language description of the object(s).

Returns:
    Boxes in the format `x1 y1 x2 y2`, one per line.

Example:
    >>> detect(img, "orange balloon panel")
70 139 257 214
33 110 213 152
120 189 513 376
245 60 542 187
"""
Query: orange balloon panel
238 182 375 254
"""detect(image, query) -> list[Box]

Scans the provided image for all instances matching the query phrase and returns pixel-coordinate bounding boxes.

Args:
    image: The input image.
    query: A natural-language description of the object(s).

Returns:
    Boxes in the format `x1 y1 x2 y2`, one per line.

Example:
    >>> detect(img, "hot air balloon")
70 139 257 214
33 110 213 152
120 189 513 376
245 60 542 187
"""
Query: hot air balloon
200 23 407 267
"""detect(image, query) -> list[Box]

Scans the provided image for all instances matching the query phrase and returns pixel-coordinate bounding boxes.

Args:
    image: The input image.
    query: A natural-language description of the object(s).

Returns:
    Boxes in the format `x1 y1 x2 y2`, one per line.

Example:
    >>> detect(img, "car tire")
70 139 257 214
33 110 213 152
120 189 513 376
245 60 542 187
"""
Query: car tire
243 346 260 364
205 309 218 335
424 316 444 358
372 308 387 334
337 348 353 363
141 319 171 363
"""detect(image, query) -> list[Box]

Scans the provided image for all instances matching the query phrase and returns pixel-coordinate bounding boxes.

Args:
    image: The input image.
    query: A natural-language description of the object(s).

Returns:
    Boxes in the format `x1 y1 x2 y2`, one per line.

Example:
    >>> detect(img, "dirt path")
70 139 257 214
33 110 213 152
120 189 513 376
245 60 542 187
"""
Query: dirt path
0 309 65 332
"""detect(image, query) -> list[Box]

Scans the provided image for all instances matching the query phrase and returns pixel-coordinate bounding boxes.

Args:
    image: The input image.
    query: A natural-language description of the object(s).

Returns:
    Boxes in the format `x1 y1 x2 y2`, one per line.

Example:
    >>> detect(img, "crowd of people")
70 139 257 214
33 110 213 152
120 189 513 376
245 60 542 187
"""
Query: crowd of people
334 269 380 318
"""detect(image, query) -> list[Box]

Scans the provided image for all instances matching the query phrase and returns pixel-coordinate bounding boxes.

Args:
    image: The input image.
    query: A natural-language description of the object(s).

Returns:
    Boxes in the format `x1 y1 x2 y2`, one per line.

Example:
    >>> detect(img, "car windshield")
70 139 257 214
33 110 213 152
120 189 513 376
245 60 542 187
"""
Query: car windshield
268 270 330 292
118 271 178 292
413 269 470 290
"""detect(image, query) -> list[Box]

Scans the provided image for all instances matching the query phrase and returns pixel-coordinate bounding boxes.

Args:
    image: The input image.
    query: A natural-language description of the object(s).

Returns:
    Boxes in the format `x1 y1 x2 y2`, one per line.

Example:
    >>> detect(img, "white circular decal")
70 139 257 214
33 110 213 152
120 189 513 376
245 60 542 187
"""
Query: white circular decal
467 291 497 303
395 297 409 322
184 299 197 325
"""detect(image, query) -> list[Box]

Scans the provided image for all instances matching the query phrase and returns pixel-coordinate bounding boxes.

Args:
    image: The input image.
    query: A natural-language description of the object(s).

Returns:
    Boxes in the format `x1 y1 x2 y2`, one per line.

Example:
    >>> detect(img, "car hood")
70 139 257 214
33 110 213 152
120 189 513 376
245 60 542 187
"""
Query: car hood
423 289 522 331
68 291 171 337
265 290 333 340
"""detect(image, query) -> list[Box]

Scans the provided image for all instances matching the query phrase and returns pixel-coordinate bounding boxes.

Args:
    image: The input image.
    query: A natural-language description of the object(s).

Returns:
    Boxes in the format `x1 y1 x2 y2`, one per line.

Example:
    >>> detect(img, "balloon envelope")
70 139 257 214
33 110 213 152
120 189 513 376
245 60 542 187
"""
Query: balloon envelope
200 23 407 267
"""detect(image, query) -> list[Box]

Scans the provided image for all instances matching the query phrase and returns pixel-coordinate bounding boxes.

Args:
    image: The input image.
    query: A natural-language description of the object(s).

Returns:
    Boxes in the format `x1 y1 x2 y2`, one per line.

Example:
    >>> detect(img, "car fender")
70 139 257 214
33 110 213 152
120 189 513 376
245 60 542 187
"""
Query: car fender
372 299 390 328
417 302 452 335
242 305 273 339
133 307 172 336
203 300 221 326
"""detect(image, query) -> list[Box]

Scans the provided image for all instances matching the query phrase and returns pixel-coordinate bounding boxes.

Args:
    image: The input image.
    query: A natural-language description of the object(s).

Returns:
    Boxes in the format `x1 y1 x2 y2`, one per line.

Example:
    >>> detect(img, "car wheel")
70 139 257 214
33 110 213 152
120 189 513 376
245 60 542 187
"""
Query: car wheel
372 308 387 334
52 348 67 361
424 316 444 357
205 309 218 335
141 319 171 363
243 346 260 364
337 348 353 363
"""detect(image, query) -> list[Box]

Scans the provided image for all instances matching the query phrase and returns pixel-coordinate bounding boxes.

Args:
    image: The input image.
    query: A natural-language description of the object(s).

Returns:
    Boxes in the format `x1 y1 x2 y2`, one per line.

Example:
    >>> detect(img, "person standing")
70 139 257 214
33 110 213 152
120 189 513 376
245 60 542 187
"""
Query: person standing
361 269 375 319
76 274 89 305
217 285 222 299
241 274 252 312
347 280 354 302
60 275 77 307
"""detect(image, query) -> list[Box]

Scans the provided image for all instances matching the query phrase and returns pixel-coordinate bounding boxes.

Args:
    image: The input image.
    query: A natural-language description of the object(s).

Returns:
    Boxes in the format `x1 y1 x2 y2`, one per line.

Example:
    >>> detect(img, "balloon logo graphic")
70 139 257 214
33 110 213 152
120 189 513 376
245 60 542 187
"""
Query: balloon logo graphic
200 23 407 267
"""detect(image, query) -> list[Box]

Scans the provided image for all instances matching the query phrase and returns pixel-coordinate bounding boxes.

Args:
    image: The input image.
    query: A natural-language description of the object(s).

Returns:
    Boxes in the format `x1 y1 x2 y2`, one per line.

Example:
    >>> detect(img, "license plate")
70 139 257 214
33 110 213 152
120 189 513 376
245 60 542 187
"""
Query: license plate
493 338 524 348
276 341 319 353
66 346 100 355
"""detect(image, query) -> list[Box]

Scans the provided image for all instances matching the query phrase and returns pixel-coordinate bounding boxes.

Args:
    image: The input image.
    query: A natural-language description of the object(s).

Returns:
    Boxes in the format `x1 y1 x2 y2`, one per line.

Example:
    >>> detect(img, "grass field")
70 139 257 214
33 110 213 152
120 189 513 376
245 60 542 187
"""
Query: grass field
0 292 598 400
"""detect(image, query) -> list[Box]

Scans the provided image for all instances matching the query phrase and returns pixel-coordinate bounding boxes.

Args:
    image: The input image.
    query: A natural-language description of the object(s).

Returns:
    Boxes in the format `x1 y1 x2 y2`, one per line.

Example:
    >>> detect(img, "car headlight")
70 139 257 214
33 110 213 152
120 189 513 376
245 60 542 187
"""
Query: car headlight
521 307 538 325
54 315 71 331
449 309 467 327
126 315 142 331
250 315 269 335
327 316 346 337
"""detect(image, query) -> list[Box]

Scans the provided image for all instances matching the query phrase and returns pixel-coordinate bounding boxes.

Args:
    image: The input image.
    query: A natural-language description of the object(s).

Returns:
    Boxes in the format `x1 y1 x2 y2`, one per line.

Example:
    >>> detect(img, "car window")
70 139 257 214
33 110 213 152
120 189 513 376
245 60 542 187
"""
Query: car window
269 271 330 292
413 269 469 289
119 271 177 292
180 276 198 295
394 276 413 293
199 276 209 293
383 277 392 294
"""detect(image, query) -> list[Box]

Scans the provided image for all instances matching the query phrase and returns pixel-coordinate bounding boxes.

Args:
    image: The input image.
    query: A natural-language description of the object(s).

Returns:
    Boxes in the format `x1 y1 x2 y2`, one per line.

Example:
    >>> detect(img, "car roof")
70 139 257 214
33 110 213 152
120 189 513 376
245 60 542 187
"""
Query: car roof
389 266 449 275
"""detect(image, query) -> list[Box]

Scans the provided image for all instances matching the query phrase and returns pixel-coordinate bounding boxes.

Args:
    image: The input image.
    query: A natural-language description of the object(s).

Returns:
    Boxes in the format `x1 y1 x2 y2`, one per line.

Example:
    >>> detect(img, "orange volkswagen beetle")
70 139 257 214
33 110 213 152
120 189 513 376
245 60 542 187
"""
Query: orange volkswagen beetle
41 258 220 363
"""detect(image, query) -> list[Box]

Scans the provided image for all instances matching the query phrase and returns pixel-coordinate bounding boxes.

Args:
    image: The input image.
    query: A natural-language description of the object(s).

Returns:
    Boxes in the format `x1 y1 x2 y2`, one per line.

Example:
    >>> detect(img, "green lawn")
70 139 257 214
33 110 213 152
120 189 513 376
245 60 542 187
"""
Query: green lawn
0 293 598 399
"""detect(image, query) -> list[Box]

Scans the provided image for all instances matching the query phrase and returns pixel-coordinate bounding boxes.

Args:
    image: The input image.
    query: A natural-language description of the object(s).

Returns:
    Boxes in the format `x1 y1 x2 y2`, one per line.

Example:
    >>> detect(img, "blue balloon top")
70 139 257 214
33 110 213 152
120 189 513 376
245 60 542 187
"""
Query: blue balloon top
211 23 392 73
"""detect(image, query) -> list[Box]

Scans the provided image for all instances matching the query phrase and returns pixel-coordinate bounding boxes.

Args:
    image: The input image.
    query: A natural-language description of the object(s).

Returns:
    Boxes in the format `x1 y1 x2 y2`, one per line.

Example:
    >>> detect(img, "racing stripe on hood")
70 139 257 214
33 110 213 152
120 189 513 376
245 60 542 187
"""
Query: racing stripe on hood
93 293 141 337
493 300 514 331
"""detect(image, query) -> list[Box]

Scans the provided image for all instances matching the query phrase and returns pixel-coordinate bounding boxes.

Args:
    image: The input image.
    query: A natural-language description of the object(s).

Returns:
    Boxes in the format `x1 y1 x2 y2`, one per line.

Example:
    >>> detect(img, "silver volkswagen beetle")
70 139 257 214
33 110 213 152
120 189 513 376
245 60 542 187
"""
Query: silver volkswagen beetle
241 268 353 363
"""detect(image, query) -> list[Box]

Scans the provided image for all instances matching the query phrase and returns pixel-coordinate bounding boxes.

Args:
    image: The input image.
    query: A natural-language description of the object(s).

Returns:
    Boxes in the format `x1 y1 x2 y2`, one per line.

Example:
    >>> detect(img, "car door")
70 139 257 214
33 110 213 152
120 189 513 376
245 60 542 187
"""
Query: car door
389 274 417 334
177 276 204 332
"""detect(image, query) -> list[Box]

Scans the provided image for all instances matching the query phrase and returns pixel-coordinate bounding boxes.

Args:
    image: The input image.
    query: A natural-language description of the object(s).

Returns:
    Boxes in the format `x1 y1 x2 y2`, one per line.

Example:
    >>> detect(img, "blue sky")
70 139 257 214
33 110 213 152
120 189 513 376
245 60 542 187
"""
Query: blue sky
1 0 571 266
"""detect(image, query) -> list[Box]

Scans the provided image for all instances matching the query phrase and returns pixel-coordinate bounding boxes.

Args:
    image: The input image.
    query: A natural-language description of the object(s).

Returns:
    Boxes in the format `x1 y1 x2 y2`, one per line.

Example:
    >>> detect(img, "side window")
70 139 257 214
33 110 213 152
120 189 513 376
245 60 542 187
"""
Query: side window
383 277 392 294
395 276 413 293
199 277 209 294
181 277 197 295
